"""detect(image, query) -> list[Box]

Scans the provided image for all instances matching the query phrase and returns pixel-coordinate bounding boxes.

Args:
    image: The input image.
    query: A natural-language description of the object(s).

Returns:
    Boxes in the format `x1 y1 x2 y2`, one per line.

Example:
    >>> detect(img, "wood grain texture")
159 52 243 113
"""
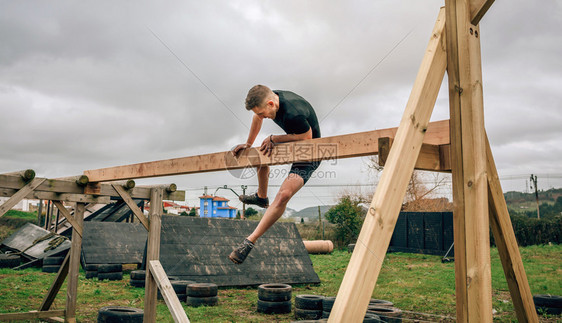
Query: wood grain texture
65 203 85 321
144 188 163 323
329 8 448 322
149 260 190 323
112 184 149 230
0 310 65 321
52 201 83 237
470 0 495 25
486 135 538 323
39 253 70 311
83 120 450 182
0 178 46 217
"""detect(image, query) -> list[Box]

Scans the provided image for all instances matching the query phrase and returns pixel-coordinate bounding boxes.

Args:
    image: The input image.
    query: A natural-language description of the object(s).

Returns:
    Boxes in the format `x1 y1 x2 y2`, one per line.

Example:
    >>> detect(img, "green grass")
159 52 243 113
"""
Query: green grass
0 245 560 322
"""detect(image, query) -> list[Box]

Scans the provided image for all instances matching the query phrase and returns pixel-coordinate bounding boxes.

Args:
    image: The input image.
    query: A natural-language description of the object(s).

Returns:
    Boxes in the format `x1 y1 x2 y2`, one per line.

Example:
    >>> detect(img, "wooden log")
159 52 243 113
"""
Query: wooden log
112 184 149 230
0 174 184 201
0 188 111 204
65 203 85 322
39 253 70 311
138 183 177 192
303 240 334 254
148 260 190 323
329 8 448 322
2 169 36 181
107 179 136 190
0 310 65 321
445 1 492 322
55 175 89 187
486 135 538 323
144 188 164 323
83 120 451 182
0 178 46 217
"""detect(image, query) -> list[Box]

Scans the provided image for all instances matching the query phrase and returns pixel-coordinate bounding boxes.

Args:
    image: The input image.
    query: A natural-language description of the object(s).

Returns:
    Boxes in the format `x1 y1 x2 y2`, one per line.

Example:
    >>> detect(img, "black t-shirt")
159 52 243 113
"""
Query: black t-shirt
272 90 321 139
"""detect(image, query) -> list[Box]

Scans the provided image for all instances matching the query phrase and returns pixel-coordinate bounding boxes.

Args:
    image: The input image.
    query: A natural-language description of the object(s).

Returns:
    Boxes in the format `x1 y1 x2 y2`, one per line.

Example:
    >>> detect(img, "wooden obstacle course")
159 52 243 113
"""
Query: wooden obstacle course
0 173 186 323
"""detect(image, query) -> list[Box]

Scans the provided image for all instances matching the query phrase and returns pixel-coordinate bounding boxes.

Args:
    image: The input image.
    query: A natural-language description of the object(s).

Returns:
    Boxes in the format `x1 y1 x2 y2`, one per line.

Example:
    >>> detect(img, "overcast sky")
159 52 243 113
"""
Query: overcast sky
1 1 561 210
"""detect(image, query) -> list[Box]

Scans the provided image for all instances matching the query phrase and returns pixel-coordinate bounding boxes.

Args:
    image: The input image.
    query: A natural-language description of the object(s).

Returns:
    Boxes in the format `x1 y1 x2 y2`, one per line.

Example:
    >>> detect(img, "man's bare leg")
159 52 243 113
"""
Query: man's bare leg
247 173 304 243
257 165 269 199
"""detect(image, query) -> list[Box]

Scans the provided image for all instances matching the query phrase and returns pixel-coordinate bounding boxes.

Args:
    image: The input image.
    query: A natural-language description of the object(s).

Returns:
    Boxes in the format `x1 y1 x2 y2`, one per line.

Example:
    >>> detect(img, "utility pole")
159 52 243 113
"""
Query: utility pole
530 174 540 219
318 206 324 240
241 185 247 220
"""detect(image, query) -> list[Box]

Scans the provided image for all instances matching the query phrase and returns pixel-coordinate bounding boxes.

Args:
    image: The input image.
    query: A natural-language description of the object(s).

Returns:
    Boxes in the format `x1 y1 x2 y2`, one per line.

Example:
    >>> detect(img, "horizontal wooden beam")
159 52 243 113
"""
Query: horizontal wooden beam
378 137 451 172
0 310 65 321
0 175 185 201
84 120 450 182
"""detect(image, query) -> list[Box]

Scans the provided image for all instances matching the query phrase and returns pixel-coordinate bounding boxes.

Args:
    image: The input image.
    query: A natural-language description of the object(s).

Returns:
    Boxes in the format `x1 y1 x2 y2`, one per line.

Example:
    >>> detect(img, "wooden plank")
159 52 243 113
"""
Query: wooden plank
0 177 46 217
39 252 70 311
485 135 538 323
144 188 164 323
329 8 448 322
0 310 65 321
65 203 85 322
1 169 36 181
445 1 492 322
83 120 451 182
0 175 184 201
52 201 83 237
470 0 495 25
378 137 451 172
112 184 149 230
149 260 190 323
0 188 110 204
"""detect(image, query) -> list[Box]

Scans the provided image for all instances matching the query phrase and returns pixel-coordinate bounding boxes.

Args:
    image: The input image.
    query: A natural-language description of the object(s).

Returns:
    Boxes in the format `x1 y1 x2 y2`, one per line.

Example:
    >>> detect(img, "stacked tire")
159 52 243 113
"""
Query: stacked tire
321 297 335 318
533 294 562 315
321 297 389 322
367 305 402 323
294 295 324 320
97 264 123 281
186 283 218 307
84 264 99 279
42 256 64 273
129 270 145 288
0 253 20 269
97 306 143 323
157 280 196 302
257 283 292 314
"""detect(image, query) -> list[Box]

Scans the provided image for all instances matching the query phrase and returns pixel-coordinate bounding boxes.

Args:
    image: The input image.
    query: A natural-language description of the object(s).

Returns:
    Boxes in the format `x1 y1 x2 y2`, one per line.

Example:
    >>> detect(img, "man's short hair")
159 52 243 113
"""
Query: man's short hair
245 85 273 111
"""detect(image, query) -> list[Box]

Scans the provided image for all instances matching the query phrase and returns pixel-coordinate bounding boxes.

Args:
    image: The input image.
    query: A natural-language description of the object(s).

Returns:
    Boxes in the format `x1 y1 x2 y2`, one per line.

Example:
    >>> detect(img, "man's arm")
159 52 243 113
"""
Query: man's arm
232 114 263 156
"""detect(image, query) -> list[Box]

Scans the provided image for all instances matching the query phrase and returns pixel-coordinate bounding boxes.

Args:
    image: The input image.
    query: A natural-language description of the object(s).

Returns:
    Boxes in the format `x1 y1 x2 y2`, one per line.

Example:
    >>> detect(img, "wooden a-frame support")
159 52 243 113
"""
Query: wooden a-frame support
329 2 538 323
0 174 188 323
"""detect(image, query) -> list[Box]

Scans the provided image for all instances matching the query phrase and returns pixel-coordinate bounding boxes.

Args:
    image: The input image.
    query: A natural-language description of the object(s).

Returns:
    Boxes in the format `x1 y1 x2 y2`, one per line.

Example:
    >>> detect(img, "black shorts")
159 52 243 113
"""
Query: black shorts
289 161 321 185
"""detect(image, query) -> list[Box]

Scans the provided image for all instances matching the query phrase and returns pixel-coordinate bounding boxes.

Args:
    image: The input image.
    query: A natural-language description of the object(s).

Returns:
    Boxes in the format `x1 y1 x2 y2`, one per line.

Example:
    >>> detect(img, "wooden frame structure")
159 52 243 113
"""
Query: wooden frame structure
1 1 538 322
0 172 188 323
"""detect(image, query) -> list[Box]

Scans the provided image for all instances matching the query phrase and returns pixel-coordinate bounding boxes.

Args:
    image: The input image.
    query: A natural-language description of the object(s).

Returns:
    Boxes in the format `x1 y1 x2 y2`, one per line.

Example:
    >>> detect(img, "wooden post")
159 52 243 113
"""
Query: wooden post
65 202 85 323
445 0 492 322
37 199 43 226
144 188 163 323
148 260 190 323
329 8 447 322
486 136 538 323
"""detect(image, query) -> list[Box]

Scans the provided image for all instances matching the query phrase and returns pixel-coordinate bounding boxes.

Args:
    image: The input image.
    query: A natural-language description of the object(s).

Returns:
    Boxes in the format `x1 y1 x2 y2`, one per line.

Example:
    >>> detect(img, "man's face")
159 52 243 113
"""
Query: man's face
251 100 276 119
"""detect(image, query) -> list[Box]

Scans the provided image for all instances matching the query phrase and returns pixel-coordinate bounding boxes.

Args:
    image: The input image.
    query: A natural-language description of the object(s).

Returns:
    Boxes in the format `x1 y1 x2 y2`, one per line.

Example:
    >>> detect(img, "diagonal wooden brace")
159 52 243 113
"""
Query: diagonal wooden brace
112 184 150 230
0 177 46 217
148 260 190 323
52 201 83 237
39 252 70 311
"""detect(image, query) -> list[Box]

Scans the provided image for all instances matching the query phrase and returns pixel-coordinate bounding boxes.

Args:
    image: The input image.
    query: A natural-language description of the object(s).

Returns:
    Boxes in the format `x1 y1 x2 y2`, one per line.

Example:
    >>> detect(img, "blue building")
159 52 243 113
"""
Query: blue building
199 195 237 218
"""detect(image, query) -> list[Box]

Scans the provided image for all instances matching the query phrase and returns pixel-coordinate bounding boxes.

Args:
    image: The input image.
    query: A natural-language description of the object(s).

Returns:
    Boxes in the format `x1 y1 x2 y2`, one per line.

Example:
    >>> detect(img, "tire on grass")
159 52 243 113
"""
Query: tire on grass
98 264 123 273
129 279 145 288
187 283 218 298
363 312 383 322
0 254 21 268
322 297 336 312
98 272 123 281
367 306 402 323
294 308 323 320
97 306 143 323
533 294 562 315
85 271 98 279
185 296 218 307
295 294 324 310
42 265 61 273
369 299 393 307
84 264 99 271
257 283 292 302
43 256 65 266
257 299 292 314
129 270 146 280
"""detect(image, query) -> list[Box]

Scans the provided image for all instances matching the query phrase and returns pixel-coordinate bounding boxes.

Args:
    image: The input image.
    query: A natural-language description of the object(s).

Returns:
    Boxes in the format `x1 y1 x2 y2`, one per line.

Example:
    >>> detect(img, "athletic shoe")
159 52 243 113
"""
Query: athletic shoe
229 238 254 264
239 192 269 208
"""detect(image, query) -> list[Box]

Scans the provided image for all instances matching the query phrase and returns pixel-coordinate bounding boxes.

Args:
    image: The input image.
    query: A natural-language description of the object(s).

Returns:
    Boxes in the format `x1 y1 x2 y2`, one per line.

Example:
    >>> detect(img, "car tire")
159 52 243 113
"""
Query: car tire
257 283 292 302
257 299 292 314
97 306 143 323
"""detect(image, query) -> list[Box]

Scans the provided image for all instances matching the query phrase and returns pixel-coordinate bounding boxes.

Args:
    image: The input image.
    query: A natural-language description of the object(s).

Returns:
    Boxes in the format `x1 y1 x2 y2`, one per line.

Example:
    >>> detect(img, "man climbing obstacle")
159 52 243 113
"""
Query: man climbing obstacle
229 85 321 264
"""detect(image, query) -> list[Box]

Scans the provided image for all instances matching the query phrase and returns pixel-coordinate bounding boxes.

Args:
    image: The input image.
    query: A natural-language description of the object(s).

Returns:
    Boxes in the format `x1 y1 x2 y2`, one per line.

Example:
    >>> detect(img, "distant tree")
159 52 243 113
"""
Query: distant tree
300 218 304 223
188 208 197 217
180 211 189 216
325 194 366 246
245 207 258 218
